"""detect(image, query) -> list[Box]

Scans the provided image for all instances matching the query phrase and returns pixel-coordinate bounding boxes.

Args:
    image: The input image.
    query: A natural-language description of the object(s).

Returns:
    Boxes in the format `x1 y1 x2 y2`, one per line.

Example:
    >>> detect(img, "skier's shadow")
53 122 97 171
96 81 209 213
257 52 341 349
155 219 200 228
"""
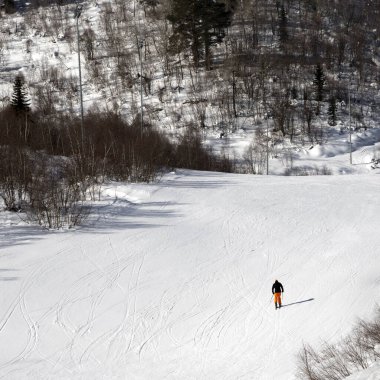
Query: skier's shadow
281 298 314 308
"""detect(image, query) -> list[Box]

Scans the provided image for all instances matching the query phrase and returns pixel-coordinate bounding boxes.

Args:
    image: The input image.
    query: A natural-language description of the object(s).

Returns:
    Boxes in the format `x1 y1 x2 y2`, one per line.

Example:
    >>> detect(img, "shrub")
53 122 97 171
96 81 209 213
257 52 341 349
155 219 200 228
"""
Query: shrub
243 128 268 174
174 127 234 172
26 157 91 229
0 109 235 228
284 165 332 176
297 308 380 380
0 147 32 211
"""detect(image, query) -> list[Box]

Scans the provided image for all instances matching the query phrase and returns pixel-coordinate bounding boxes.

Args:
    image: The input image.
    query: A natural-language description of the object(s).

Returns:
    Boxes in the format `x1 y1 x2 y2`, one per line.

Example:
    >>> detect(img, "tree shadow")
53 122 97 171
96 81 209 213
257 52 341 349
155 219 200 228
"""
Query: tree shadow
81 200 184 233
0 198 184 250
0 223 46 251
0 171 232 247
282 298 315 308
0 276 19 281
161 172 234 189
0 268 19 281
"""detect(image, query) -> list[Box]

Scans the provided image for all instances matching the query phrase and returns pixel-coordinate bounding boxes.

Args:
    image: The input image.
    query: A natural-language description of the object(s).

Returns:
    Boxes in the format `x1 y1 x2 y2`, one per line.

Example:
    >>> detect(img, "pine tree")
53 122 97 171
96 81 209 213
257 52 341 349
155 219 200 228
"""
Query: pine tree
279 5 288 51
11 75 30 112
167 0 234 70
328 95 337 126
140 0 159 8
4 0 16 14
313 64 325 102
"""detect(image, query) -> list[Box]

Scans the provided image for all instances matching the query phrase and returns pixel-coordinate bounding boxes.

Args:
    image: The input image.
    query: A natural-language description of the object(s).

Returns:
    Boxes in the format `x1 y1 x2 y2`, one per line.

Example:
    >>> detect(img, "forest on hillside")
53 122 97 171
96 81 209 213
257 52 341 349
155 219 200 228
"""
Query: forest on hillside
0 0 379 227
1 0 379 137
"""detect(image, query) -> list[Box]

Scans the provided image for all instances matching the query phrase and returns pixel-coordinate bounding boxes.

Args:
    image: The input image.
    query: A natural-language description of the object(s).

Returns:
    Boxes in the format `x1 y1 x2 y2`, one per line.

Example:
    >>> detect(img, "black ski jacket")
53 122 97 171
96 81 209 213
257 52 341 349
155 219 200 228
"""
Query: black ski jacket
272 281 284 294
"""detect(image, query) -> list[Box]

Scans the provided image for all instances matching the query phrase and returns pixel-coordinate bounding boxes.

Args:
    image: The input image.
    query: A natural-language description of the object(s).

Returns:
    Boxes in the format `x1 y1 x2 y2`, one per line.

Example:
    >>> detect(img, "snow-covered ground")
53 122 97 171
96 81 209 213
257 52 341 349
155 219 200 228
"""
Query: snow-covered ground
0 169 379 379
346 362 380 380
1 2 379 378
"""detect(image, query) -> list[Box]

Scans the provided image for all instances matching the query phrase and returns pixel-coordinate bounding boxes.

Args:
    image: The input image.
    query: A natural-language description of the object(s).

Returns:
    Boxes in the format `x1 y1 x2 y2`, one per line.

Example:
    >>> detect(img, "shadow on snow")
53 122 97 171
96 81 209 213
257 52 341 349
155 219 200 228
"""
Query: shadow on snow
0 268 19 281
0 199 184 250
0 172 231 249
281 298 315 308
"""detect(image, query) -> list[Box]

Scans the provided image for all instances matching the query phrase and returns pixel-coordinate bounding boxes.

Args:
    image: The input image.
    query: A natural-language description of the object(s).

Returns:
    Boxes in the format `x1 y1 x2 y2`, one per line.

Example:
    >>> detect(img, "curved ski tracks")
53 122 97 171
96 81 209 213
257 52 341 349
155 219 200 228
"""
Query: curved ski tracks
0 173 379 379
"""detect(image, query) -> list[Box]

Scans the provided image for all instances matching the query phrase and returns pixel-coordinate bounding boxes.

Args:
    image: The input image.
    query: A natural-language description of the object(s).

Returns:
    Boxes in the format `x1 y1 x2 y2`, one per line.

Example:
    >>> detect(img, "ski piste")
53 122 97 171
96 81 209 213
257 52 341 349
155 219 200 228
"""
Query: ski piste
0 171 379 379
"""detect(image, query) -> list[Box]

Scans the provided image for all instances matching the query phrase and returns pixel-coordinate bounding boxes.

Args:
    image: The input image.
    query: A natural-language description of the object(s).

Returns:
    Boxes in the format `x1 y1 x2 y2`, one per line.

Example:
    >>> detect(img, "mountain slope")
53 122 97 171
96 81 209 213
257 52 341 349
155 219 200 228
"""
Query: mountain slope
0 170 379 379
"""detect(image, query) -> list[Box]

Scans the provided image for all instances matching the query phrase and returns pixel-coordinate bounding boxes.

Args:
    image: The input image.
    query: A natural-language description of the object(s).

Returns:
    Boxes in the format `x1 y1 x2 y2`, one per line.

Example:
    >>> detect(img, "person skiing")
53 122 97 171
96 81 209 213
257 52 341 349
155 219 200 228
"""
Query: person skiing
272 280 284 309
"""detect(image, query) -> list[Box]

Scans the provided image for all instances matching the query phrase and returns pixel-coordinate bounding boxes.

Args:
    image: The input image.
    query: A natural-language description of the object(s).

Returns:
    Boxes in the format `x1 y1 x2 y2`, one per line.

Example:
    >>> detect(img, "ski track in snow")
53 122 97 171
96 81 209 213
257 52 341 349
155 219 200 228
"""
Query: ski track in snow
0 171 379 379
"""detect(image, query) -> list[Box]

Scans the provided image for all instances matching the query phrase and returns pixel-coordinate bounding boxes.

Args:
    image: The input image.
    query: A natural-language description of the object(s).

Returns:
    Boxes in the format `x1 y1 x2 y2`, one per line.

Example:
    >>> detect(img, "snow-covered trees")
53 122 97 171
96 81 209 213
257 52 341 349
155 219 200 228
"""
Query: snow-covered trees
0 0 378 183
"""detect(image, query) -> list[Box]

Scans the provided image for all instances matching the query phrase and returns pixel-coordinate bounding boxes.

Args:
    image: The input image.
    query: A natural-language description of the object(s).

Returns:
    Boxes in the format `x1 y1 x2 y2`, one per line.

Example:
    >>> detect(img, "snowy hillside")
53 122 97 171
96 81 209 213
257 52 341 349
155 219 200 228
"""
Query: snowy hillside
0 170 379 379
0 0 379 378
1 0 379 172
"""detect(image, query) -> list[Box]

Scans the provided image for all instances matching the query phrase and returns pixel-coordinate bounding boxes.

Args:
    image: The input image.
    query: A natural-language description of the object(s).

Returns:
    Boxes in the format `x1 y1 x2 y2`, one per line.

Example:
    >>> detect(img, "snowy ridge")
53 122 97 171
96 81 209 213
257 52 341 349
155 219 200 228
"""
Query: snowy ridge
0 170 379 379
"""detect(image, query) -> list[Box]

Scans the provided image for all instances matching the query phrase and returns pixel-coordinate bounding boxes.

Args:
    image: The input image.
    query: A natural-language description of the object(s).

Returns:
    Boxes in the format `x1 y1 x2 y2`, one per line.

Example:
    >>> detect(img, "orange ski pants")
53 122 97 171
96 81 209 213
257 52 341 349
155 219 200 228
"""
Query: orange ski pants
274 292 282 306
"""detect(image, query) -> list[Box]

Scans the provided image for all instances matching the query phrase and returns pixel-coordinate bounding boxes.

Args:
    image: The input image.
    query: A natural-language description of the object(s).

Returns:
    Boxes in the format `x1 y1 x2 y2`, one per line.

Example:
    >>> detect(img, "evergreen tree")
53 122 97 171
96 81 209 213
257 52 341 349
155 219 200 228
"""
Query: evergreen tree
140 0 159 8
328 95 337 126
167 0 234 70
4 0 16 14
313 64 325 102
279 5 288 51
11 75 30 112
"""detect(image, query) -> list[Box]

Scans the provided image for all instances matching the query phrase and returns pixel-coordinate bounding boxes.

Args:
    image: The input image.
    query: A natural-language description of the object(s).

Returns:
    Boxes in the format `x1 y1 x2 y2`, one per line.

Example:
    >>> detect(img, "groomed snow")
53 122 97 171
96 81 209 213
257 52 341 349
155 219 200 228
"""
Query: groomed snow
0 170 379 379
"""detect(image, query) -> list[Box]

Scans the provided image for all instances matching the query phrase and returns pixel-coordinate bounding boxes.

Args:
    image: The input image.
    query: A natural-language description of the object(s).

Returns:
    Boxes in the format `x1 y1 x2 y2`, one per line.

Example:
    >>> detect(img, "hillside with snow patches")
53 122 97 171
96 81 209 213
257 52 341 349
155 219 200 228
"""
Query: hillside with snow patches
0 0 380 379
1 0 380 173
0 170 380 379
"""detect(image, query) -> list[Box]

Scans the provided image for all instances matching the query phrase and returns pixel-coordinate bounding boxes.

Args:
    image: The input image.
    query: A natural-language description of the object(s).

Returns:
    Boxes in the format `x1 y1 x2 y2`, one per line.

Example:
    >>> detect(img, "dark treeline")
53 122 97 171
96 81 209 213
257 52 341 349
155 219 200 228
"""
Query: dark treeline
0 106 233 178
0 103 233 227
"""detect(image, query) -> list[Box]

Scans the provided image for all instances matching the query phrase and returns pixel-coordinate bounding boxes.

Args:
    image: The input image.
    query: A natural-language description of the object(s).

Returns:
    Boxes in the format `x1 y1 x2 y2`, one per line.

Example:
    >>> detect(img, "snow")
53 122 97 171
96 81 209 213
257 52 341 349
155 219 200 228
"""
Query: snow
1 1 380 378
346 362 380 380
1 170 379 379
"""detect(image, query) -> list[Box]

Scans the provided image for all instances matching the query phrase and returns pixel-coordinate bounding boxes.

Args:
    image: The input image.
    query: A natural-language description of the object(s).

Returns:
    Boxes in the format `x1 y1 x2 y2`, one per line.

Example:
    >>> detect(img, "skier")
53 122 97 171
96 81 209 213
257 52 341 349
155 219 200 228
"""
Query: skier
272 280 284 309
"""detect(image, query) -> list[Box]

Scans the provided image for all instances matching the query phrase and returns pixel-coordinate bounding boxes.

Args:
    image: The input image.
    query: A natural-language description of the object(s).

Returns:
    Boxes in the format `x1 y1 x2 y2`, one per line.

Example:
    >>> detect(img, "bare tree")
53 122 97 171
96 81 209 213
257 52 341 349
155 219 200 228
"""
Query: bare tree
297 308 380 380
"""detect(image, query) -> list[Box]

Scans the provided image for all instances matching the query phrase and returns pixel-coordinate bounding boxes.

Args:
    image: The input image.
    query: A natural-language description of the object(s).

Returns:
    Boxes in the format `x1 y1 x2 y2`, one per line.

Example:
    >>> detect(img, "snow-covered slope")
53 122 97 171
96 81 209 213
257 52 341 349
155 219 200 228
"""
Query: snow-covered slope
0 170 379 379
346 362 380 380
1 1 379 167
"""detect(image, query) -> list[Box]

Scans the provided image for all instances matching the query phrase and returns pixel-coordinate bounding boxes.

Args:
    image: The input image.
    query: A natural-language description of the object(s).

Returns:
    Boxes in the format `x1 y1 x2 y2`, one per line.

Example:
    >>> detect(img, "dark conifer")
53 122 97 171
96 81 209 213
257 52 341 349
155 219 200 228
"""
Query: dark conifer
279 5 288 50
313 64 325 102
140 0 159 8
4 0 16 14
167 0 234 70
328 95 337 126
11 75 30 112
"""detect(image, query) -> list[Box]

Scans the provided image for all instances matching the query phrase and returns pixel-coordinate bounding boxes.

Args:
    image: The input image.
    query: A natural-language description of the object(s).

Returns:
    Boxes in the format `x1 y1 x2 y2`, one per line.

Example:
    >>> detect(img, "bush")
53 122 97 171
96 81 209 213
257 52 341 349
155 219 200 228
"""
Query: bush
297 308 380 380
174 127 235 172
25 157 91 229
243 128 268 174
0 109 235 228
284 165 332 176
0 148 90 228
0 147 32 211
27 176 89 229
